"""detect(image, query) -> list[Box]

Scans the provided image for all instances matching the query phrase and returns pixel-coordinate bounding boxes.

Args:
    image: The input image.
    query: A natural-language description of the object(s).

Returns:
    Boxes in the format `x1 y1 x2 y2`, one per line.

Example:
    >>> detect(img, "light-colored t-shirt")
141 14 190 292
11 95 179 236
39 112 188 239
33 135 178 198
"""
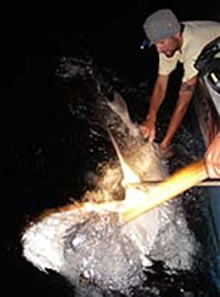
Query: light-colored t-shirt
159 21 220 82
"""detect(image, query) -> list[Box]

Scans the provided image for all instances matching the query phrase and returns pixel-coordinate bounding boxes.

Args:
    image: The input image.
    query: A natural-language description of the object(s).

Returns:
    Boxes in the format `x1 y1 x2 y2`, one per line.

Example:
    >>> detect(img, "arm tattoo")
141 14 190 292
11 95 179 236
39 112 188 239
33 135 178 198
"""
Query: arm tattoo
180 82 196 93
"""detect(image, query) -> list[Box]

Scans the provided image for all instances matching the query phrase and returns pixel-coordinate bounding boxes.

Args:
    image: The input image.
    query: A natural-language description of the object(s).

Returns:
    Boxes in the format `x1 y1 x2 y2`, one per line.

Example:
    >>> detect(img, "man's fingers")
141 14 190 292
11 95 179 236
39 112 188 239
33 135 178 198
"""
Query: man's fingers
139 122 156 141
204 132 220 178
206 162 220 179
149 130 155 142
140 126 150 139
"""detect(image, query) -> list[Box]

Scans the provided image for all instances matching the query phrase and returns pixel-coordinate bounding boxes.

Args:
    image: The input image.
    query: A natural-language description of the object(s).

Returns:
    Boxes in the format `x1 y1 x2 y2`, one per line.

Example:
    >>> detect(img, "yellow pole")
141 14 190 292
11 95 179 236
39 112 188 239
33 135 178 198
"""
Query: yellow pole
122 159 208 223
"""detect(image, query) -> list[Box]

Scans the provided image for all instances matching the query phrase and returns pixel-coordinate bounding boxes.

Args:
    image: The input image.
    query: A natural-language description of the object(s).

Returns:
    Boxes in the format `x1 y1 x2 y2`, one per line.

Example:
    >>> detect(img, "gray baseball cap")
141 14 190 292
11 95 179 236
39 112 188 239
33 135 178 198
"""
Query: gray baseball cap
143 9 181 44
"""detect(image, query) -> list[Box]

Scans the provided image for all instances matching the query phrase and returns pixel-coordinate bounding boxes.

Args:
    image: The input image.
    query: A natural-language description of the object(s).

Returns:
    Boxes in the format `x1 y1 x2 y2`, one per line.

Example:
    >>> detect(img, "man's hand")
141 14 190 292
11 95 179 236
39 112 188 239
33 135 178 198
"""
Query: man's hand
139 118 156 142
160 137 171 151
205 132 220 178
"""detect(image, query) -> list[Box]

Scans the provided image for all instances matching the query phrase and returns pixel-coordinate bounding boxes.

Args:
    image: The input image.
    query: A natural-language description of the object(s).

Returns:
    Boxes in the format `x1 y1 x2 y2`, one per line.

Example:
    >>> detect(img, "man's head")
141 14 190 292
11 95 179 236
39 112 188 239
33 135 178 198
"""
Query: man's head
143 9 182 57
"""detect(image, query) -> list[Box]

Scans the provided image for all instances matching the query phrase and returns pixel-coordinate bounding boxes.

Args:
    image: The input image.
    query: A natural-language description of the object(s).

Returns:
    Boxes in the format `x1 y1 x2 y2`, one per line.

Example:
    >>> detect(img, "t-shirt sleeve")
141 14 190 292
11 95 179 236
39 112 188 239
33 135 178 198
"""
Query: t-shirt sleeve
182 52 199 82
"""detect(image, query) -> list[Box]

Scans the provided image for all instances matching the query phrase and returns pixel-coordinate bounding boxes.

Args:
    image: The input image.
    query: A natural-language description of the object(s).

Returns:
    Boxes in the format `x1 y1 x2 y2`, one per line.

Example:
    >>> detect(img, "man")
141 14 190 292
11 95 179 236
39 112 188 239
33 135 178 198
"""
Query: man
140 9 220 150
205 131 220 178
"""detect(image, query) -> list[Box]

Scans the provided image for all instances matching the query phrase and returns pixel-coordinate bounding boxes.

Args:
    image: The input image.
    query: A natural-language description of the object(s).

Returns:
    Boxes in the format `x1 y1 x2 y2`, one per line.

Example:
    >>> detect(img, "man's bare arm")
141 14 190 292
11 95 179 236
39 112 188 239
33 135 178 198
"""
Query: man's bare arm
147 74 169 121
140 74 169 140
160 76 197 149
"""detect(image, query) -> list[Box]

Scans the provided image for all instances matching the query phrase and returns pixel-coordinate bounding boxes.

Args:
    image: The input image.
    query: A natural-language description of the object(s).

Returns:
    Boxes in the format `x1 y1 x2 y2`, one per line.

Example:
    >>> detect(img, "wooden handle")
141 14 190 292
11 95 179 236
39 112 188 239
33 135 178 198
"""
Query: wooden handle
122 159 208 223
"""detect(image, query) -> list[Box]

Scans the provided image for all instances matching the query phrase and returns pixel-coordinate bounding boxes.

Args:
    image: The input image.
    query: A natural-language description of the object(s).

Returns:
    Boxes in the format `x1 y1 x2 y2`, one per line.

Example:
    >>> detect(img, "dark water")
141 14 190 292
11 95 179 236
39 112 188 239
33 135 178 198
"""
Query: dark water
5 6 220 296
5 53 219 297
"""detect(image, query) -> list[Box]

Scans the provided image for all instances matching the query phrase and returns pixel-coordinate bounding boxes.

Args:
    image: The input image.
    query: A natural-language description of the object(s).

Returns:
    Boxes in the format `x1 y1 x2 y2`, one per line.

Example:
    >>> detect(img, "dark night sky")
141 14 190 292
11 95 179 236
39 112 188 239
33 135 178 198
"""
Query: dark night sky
3 3 220 83
1 3 218 98
46 3 219 81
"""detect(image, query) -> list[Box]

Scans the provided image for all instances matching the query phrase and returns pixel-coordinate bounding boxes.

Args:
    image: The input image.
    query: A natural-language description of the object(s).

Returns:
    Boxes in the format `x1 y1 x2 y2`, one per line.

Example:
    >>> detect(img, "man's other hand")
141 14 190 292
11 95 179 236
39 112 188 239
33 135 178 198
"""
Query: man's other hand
205 132 220 178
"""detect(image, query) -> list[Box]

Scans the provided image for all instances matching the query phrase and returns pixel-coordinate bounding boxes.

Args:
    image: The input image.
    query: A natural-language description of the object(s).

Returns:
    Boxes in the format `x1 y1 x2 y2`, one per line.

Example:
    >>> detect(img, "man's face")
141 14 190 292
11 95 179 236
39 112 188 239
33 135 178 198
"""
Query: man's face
155 36 179 57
